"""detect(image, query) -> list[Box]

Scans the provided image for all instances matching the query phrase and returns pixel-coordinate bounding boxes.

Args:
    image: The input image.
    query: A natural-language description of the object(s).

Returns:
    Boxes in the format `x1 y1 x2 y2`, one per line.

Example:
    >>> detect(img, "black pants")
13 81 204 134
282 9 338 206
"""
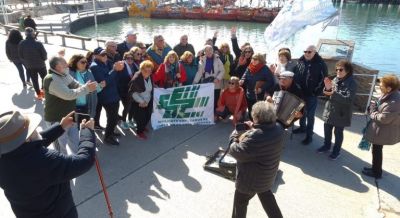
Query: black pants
214 89 221 110
132 101 152 134
232 189 282 218
372 144 383 177
120 95 132 122
101 102 119 138
27 67 47 95
13 62 30 85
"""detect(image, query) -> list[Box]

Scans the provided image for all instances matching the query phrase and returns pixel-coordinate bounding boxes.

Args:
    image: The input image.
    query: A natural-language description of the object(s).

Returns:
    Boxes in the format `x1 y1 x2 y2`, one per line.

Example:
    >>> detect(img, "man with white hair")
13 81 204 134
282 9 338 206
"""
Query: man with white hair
229 101 284 218
173 34 195 58
117 29 138 58
105 40 122 68
293 45 328 145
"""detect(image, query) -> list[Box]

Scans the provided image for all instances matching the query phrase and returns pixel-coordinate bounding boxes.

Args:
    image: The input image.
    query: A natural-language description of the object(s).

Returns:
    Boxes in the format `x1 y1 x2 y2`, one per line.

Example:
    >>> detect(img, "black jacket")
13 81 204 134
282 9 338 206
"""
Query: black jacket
18 36 47 69
294 53 328 97
6 41 22 63
117 41 137 59
23 17 37 30
173 43 195 58
230 37 251 79
229 122 285 194
0 125 96 218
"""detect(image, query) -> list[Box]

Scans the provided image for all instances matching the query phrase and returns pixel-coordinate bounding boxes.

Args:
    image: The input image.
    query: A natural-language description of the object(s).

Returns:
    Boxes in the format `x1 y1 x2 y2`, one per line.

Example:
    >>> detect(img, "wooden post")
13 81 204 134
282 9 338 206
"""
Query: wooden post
81 39 86 50
50 23 53 33
61 35 66 47
43 33 48 44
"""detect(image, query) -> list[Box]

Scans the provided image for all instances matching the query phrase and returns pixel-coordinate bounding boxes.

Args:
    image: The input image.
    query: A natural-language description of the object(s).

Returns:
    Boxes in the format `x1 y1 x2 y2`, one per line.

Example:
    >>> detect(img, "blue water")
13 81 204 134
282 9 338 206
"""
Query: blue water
76 3 400 76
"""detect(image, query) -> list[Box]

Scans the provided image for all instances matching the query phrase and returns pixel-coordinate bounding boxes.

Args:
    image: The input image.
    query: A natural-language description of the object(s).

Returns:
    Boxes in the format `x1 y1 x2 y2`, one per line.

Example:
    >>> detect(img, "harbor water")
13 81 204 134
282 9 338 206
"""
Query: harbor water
76 3 400 75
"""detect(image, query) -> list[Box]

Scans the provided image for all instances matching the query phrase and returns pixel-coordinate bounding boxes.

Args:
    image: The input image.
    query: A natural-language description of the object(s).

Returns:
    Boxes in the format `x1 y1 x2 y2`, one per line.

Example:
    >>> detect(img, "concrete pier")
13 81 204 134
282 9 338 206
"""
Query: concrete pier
0 33 399 218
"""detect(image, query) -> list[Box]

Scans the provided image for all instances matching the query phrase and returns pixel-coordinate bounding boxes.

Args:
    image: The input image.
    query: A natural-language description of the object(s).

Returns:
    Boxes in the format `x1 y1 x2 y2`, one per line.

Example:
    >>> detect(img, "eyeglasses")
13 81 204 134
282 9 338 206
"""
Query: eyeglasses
304 50 313 54
100 53 107 57
125 57 134 60
135 53 143 56
228 82 236 85
244 51 252 54
79 60 87 64
336 68 344 72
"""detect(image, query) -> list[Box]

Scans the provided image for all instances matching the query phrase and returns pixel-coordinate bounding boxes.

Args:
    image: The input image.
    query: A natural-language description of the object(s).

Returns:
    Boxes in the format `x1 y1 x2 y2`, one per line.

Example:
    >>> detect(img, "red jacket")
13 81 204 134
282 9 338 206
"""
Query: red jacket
153 63 187 88
218 87 247 114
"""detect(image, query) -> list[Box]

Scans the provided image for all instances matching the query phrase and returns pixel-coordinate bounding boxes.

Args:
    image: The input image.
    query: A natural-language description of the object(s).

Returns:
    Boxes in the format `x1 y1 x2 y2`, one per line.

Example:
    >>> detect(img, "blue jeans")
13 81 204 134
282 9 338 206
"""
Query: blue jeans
13 62 30 85
299 96 318 137
324 123 344 155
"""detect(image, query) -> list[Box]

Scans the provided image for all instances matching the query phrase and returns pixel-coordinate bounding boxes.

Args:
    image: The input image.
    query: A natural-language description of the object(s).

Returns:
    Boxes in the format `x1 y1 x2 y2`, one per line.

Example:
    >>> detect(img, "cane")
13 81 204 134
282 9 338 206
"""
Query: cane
95 155 114 218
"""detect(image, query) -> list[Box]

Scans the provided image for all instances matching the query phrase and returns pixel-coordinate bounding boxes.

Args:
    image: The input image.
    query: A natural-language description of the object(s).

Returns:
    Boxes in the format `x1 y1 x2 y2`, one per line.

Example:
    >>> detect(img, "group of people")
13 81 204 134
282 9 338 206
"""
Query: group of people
2 25 400 218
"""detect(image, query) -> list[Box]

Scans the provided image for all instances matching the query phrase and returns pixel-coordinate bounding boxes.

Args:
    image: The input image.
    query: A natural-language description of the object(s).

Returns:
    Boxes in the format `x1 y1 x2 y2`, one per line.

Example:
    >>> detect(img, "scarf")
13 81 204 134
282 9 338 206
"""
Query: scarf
238 56 248 66
248 63 264 75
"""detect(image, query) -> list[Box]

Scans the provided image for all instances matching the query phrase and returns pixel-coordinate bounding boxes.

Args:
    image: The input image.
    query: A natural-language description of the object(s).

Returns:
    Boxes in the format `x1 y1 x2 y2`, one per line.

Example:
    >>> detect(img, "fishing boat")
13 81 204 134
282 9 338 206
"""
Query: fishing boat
151 7 169 18
202 7 238 21
184 6 203 19
236 7 254 21
168 7 185 19
252 8 275 23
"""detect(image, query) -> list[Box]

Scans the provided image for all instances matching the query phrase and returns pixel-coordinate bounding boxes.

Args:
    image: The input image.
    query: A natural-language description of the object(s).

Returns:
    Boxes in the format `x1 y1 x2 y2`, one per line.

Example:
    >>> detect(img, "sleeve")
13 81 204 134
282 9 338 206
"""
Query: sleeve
49 76 89 100
330 80 357 105
39 42 47 61
39 124 65 148
193 60 205 84
218 90 226 107
241 69 249 84
370 101 400 125
132 92 145 104
18 42 24 61
231 37 241 58
5 42 11 60
262 68 276 97
314 62 328 95
153 64 165 84
179 63 187 83
228 131 258 163
215 58 225 80
212 37 217 46
46 128 96 184
90 65 104 83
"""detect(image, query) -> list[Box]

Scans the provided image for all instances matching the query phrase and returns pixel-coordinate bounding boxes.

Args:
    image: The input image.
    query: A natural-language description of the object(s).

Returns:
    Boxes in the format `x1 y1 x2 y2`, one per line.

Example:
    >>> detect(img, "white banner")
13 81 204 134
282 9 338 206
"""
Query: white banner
151 84 215 130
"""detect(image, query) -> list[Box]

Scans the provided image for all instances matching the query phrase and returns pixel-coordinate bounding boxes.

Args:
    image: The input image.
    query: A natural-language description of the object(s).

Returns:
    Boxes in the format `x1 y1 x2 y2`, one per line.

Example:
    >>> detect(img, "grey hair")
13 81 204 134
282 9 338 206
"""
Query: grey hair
49 56 65 70
105 40 117 47
251 101 276 124
204 45 213 52
306 45 317 52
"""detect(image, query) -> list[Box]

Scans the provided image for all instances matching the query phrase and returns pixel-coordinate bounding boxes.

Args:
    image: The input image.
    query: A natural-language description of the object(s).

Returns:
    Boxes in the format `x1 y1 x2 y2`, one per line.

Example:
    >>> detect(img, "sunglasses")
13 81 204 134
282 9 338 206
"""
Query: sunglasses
79 60 87 64
336 68 344 72
304 50 313 54
228 82 236 85
135 53 143 56
125 57 134 60
100 53 107 57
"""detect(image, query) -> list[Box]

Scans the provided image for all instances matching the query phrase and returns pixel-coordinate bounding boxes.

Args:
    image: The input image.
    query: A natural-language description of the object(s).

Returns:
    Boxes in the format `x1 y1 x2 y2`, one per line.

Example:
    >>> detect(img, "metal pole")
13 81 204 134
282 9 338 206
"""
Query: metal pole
92 0 99 47
336 0 344 40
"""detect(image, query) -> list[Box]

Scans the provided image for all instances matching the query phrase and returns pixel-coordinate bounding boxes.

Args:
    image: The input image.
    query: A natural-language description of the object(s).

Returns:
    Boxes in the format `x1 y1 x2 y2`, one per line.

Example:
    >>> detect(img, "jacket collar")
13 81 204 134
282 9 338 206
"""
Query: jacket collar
49 68 66 77
253 122 277 129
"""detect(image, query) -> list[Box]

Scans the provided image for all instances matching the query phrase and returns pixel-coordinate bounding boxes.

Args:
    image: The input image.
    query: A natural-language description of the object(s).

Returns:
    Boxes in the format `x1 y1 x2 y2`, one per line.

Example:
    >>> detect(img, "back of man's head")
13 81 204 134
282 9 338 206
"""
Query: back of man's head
251 101 276 124
25 27 34 37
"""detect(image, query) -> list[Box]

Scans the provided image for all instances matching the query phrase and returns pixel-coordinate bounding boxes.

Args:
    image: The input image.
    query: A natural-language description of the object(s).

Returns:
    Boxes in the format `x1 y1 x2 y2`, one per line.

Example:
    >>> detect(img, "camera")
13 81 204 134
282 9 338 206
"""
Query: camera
73 112 91 123
235 123 249 132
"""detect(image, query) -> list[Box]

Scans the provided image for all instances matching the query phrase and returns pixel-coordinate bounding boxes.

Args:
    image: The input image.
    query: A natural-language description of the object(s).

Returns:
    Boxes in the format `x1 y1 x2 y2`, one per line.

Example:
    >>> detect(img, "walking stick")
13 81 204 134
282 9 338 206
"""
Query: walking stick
95 155 114 218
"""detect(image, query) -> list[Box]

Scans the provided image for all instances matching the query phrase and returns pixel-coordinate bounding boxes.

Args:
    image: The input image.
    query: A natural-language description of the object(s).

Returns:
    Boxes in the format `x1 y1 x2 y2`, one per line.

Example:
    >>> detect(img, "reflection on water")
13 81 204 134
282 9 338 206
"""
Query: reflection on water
76 3 400 75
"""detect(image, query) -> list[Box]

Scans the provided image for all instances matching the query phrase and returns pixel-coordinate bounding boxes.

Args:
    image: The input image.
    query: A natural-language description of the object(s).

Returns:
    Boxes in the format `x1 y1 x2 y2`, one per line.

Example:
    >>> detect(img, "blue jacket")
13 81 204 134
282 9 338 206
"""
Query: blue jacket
241 65 275 101
0 125 96 218
116 62 135 99
90 59 120 104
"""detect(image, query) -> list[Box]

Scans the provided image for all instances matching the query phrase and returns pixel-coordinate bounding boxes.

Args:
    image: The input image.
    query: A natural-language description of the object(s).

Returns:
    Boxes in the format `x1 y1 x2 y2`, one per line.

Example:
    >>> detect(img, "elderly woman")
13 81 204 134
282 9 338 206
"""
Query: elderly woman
239 53 275 120
229 101 284 218
362 74 400 178
270 48 297 77
318 60 357 160
68 54 104 121
153 51 187 88
180 51 199 86
117 52 136 129
193 45 225 109
146 35 172 71
130 60 154 140
216 76 247 123
219 42 235 89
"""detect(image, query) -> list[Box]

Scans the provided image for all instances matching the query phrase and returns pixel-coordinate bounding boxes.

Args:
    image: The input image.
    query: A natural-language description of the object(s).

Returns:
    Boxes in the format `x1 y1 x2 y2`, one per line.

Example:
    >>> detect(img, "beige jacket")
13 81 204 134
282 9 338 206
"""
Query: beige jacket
365 91 400 145
193 54 225 90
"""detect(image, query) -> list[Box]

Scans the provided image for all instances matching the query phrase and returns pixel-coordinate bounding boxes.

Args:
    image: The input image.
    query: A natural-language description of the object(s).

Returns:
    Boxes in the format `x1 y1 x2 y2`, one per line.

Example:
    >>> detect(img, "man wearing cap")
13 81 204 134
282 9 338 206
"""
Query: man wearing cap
18 27 48 100
43 56 97 154
173 34 195 58
90 47 125 145
293 45 328 145
0 111 96 218
117 30 138 58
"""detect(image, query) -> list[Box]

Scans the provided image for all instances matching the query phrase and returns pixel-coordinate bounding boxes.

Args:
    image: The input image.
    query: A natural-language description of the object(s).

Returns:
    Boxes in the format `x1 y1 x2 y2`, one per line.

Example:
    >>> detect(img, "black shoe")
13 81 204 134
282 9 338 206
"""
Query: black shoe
363 167 373 171
362 169 382 179
301 136 312 145
329 152 341 160
292 127 306 134
104 136 119 146
317 145 330 153
95 125 105 131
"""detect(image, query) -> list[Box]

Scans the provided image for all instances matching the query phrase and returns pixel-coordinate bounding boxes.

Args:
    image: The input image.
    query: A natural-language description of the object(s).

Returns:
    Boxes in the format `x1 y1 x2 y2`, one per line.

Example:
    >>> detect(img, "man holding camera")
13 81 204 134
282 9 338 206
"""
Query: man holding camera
229 101 284 218
43 56 97 154
0 111 96 218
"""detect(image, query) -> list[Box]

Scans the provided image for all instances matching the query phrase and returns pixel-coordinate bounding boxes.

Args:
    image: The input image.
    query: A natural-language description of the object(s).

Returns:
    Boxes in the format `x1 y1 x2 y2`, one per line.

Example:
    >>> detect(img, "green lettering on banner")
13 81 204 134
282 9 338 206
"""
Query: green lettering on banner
156 85 210 119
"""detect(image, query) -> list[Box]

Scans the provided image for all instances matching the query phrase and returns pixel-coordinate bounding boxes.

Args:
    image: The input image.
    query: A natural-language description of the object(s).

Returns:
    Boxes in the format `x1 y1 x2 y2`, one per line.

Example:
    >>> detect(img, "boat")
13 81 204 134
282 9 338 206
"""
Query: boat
202 7 238 21
184 7 203 19
252 8 275 23
151 7 169 18
236 8 254 21
168 7 185 19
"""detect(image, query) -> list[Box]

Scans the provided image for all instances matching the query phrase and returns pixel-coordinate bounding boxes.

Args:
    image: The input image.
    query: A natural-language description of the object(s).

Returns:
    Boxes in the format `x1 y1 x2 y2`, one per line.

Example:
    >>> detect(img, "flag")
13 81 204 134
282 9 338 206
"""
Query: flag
151 84 215 130
264 0 338 51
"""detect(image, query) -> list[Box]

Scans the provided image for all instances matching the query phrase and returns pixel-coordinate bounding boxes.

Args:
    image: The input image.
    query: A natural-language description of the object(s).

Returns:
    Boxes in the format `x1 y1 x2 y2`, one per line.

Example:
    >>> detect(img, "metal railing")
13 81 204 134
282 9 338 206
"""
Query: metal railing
77 8 110 18
353 73 378 114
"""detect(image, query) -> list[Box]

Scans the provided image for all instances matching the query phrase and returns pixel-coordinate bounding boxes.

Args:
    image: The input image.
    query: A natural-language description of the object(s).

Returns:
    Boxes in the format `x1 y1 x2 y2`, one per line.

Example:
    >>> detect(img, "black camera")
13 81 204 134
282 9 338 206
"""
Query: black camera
235 123 249 132
73 112 91 123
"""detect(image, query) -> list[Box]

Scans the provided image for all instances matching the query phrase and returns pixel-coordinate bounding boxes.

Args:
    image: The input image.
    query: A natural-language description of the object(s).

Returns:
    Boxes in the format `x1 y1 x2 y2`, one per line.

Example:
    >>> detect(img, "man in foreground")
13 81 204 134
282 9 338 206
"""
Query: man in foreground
229 101 284 218
0 111 96 218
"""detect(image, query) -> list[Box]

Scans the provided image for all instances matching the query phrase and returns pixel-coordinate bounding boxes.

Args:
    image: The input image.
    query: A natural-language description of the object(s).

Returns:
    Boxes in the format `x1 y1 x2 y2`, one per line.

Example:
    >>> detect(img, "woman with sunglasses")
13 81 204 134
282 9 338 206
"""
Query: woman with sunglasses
68 54 104 120
116 52 137 129
230 27 254 79
318 60 357 160
216 76 247 123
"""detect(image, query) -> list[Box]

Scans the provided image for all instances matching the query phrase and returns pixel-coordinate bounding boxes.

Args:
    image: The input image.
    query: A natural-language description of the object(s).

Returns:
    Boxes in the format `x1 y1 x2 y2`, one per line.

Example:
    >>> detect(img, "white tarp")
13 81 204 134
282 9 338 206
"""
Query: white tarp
264 0 338 51
151 84 215 130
